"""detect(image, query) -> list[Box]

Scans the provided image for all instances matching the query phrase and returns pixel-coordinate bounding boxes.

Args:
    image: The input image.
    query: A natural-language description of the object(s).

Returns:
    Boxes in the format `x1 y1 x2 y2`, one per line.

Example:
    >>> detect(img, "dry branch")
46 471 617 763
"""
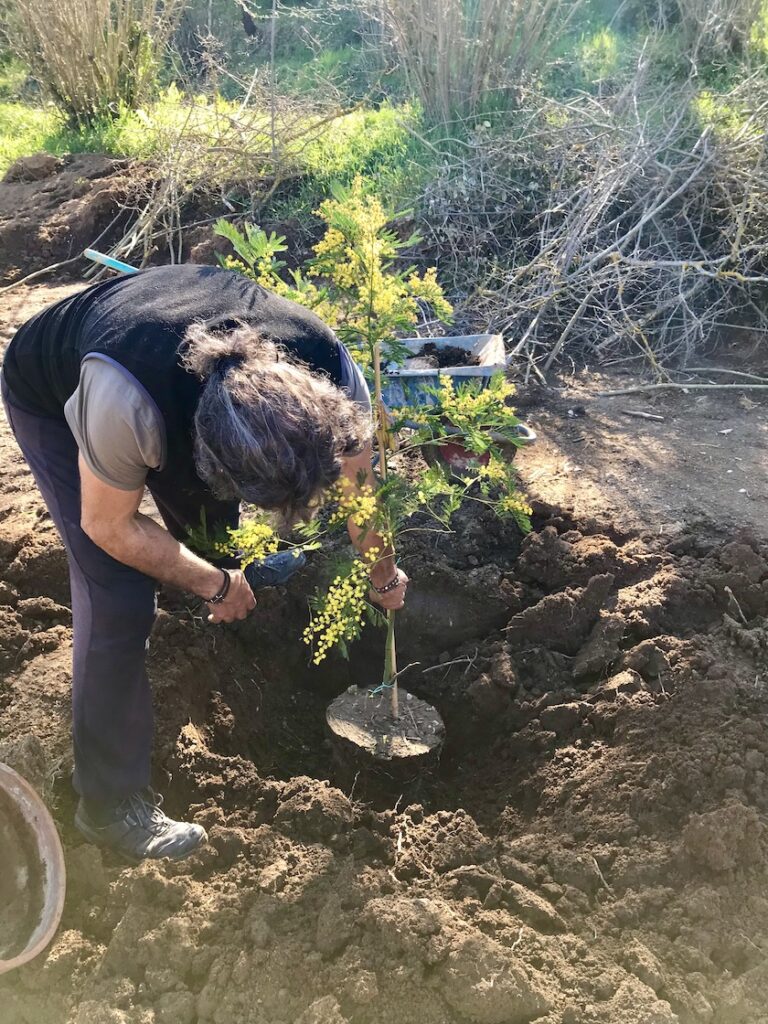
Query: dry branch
92 84 354 268
600 383 768 396
417 66 768 374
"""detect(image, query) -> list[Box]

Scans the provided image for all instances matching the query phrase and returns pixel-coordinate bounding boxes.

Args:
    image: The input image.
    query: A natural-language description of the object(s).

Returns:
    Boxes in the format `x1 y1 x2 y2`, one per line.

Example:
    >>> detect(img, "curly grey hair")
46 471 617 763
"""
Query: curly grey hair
182 322 372 526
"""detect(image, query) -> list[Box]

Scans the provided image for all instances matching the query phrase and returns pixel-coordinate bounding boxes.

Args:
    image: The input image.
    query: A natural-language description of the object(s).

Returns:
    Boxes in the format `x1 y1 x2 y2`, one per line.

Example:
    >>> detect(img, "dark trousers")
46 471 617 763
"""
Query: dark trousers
2 376 238 804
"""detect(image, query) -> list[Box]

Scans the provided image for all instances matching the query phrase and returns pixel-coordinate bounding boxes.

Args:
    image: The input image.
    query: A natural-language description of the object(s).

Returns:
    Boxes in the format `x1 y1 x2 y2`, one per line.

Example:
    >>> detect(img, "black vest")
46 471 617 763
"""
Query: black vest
4 265 343 509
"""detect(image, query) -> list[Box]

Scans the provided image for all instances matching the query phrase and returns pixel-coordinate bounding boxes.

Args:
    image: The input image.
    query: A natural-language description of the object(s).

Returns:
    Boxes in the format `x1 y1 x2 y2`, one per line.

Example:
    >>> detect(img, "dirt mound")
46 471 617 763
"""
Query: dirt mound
0 154 139 283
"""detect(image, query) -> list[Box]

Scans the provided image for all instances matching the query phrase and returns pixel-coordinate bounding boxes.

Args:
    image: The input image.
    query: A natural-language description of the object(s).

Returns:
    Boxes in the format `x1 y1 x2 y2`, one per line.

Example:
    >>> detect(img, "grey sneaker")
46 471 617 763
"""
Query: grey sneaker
75 789 207 864
244 550 306 590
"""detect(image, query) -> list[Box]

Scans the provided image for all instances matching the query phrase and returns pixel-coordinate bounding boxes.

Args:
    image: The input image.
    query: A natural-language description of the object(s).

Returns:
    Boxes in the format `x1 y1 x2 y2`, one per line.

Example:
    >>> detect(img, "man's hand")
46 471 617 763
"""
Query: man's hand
206 569 256 624
370 566 409 611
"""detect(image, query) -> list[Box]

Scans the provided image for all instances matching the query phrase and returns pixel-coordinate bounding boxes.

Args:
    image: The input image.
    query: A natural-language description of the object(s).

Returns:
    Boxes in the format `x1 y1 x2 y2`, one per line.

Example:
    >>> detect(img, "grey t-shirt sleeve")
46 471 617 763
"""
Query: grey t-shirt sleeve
338 343 372 414
64 355 165 491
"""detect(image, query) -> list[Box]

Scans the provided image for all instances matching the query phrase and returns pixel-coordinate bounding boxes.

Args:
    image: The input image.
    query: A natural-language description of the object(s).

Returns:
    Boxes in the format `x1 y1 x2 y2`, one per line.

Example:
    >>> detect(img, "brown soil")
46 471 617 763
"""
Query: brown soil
2 283 768 1024
421 341 480 368
0 154 142 284
0 152 245 286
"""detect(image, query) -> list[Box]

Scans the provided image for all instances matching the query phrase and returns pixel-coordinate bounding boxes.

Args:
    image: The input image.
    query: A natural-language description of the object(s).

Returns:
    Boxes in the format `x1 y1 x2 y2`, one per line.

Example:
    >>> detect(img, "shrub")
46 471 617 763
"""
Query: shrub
0 54 29 101
379 0 586 124
676 0 764 56
12 0 184 126
598 0 765 56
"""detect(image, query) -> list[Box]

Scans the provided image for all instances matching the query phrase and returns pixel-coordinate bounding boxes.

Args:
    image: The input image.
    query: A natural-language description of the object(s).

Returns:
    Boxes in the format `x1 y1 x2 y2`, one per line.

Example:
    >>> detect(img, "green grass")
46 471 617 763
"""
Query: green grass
0 102 60 172
0 85 274 174
269 46 377 103
0 57 31 101
301 104 424 190
0 103 161 174
0 81 434 224
264 103 434 231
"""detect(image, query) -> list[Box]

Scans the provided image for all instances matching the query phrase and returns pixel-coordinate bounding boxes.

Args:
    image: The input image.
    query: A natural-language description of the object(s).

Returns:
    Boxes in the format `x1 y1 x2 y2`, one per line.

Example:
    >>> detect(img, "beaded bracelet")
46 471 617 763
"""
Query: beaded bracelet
207 569 232 605
371 574 401 595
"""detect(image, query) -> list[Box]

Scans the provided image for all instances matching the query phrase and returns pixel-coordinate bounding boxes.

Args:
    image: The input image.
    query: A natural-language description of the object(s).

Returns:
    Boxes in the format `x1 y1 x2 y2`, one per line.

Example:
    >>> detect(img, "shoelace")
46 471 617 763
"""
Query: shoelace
123 788 171 836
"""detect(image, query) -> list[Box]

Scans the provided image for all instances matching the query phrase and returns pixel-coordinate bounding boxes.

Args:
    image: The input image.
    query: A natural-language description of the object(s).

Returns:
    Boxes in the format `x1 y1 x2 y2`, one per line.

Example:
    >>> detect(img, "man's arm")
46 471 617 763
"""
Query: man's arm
339 444 408 611
78 456 255 623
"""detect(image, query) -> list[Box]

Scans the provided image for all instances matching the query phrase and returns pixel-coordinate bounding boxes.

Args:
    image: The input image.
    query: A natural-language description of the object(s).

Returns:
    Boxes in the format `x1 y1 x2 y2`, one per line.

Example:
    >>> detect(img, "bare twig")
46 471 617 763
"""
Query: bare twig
676 367 768 383
0 256 83 295
422 656 473 674
591 856 614 895
620 409 666 422
600 383 768 397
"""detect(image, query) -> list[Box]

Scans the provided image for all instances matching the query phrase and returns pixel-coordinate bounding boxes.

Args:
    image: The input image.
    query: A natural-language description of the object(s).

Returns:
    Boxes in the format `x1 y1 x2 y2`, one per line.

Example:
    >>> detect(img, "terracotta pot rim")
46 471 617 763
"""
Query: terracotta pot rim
0 762 66 976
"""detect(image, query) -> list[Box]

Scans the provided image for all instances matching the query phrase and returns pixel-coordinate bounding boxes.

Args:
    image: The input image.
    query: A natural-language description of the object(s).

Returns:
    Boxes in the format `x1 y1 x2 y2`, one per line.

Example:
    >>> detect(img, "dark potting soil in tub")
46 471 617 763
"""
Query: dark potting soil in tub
420 342 480 368
0 787 45 960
